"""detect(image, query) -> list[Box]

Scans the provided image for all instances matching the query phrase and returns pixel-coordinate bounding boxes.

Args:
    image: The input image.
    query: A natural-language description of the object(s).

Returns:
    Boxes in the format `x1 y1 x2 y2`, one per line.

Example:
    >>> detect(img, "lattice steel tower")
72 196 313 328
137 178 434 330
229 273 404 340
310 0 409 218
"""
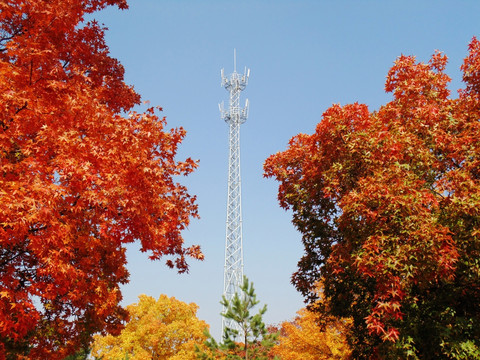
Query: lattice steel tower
219 52 250 333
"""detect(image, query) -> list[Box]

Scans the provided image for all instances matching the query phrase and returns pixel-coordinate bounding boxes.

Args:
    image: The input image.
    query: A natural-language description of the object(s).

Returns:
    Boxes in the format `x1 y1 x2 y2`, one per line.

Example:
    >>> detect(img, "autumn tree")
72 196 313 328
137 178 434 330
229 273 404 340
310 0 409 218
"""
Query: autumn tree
91 294 208 360
0 0 201 358
264 38 480 359
273 308 351 360
197 276 279 360
271 281 351 360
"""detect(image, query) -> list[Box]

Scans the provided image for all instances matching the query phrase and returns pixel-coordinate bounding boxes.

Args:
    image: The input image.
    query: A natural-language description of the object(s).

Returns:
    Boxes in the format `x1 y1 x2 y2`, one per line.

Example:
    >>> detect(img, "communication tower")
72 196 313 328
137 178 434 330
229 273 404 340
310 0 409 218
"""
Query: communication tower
219 51 250 333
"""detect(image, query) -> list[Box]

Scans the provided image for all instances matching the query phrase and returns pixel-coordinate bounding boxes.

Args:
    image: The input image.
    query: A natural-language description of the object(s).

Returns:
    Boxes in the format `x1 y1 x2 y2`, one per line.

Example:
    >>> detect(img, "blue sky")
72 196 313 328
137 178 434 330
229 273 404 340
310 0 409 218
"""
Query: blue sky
91 0 480 339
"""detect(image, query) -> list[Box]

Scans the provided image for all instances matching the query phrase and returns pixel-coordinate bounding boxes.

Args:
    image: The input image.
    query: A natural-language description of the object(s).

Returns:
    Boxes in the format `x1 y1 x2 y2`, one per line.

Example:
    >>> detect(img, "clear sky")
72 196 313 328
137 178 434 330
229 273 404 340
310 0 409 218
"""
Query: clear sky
90 0 480 339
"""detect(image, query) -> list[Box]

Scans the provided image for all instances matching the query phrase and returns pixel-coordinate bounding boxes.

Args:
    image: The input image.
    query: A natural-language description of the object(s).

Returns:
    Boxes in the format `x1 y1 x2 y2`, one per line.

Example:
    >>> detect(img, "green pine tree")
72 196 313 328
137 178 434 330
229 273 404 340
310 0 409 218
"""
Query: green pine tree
196 276 279 360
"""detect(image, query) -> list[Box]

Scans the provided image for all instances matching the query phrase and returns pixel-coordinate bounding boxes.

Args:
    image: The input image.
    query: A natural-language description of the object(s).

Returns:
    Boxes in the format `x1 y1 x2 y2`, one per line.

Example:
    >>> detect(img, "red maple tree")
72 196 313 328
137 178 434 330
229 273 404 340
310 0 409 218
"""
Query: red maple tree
265 39 480 358
0 1 202 358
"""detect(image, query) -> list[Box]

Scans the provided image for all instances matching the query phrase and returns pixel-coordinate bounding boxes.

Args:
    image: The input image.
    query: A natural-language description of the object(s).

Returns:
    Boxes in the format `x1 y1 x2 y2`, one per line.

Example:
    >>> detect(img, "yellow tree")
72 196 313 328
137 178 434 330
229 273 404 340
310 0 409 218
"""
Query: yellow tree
91 294 208 360
272 308 351 360
272 282 351 360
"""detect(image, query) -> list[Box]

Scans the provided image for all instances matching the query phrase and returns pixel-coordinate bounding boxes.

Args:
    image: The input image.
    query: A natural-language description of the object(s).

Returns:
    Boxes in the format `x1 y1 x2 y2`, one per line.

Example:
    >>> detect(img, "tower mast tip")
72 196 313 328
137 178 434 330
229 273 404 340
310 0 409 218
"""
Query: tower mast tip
234 48 237 72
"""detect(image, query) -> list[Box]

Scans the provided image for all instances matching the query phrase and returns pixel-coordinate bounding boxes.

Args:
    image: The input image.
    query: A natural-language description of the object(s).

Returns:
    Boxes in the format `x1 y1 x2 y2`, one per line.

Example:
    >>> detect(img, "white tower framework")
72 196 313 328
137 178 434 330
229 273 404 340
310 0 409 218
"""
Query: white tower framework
219 52 250 333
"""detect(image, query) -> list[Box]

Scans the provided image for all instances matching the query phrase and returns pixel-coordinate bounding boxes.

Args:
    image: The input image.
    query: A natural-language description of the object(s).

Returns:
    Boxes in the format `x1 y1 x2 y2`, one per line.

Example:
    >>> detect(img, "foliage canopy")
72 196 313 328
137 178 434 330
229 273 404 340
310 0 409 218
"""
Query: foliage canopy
264 38 480 359
92 294 208 360
0 0 201 358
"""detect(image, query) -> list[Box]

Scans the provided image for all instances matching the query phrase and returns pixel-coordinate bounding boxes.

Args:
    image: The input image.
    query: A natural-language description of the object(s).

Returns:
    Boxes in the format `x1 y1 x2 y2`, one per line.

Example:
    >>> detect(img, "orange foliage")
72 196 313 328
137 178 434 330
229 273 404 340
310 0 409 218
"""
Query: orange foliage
272 283 351 360
265 39 480 358
273 309 351 360
0 1 201 358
